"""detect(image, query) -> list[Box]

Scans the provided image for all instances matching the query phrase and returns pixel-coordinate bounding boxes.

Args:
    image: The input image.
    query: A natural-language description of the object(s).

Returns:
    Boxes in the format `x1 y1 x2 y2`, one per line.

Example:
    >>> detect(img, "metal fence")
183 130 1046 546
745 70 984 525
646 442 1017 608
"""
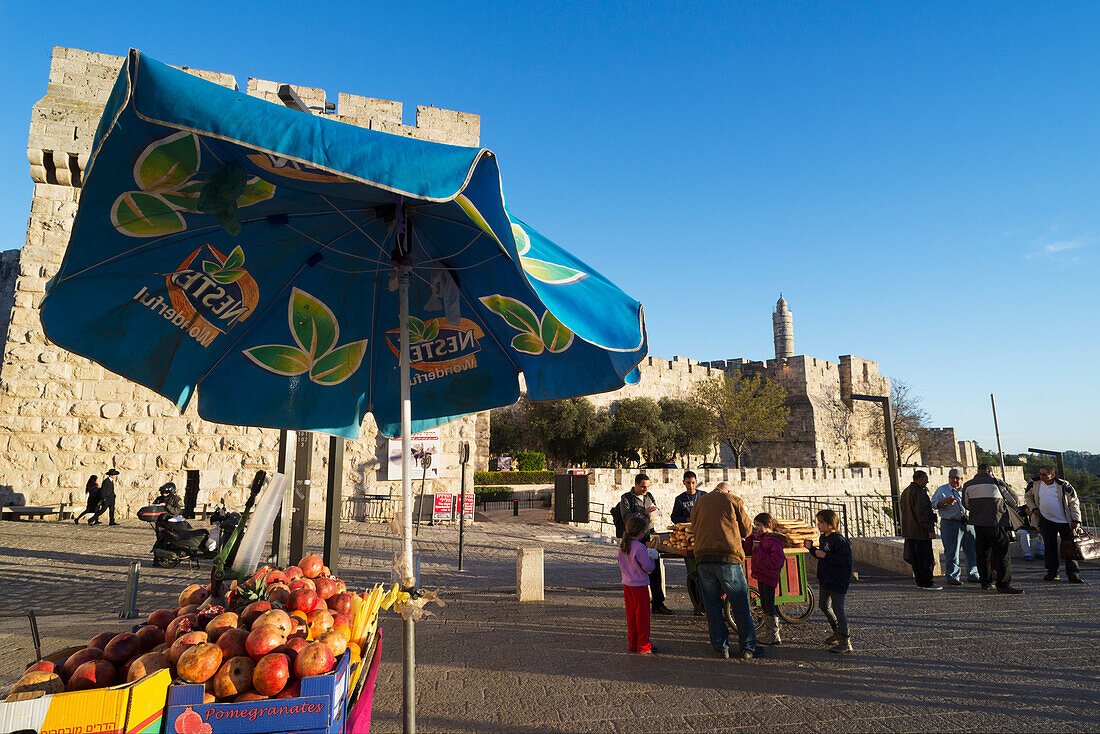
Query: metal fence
1081 501 1100 531
476 498 550 512
762 496 852 538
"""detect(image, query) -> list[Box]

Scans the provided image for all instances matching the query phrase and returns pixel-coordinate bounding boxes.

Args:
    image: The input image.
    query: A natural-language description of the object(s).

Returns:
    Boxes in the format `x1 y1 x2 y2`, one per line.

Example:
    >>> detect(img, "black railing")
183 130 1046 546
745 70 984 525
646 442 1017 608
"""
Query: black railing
1080 501 1100 531
762 496 852 539
476 498 549 512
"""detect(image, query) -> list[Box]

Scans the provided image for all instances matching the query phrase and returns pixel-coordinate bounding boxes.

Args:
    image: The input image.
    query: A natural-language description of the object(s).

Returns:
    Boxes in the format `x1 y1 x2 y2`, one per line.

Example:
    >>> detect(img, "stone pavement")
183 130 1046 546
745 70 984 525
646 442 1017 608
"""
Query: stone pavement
1 512 1098 732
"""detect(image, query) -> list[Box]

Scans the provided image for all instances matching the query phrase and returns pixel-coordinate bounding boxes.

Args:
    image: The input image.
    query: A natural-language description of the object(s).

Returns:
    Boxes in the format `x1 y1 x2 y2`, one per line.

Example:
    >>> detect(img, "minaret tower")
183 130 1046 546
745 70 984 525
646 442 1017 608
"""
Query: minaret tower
772 295 794 360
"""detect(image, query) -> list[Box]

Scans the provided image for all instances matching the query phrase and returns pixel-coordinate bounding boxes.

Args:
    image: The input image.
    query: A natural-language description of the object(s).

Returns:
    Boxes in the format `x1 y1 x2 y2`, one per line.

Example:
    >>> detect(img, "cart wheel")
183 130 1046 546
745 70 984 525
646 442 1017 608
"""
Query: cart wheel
748 588 765 631
777 586 815 624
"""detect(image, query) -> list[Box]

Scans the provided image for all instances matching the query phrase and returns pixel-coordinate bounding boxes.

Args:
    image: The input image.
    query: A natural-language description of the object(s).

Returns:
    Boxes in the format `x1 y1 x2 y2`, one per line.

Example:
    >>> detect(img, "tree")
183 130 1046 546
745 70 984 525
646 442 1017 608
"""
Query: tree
872 380 930 464
658 397 715 464
489 408 525 457
821 387 855 467
610 397 669 464
692 372 790 468
525 397 600 467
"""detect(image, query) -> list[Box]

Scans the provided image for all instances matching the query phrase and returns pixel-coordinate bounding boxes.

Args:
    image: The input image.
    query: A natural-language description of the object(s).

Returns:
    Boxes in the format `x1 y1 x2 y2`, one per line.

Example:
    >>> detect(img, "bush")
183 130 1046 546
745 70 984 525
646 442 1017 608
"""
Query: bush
474 470 555 485
516 451 546 471
474 486 514 502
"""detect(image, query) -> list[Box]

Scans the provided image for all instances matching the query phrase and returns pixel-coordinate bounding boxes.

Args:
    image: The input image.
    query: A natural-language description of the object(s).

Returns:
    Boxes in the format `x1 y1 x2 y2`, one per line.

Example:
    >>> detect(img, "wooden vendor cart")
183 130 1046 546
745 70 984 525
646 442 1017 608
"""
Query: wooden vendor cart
655 538 814 631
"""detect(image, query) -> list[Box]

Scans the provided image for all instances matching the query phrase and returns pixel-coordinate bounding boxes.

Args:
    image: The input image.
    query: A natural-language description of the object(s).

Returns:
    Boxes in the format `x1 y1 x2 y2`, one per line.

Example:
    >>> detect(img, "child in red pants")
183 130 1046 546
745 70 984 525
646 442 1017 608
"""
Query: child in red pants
618 515 656 654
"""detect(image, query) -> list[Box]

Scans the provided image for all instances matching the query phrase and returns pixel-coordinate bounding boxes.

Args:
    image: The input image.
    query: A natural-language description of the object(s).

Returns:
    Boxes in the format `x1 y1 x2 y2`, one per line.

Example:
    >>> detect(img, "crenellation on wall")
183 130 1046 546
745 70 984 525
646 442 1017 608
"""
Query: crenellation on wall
1 46 490 519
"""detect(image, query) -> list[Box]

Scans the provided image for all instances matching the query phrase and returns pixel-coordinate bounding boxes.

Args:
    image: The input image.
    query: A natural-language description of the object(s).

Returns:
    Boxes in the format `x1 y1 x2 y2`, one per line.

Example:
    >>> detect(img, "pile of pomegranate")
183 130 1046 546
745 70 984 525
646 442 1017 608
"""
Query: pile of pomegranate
6 554 362 703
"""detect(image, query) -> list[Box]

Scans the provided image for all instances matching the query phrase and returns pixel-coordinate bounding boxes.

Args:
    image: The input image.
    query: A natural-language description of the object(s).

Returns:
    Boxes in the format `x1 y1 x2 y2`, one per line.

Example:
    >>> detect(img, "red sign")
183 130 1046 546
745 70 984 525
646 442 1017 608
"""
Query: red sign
432 493 453 521
459 493 474 519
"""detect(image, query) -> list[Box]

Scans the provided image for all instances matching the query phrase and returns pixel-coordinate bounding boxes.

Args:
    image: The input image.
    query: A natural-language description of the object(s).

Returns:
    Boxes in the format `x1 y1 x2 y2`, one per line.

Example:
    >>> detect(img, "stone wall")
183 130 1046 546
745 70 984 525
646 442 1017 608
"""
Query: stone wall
0 47 489 518
569 464 1029 535
920 427 961 465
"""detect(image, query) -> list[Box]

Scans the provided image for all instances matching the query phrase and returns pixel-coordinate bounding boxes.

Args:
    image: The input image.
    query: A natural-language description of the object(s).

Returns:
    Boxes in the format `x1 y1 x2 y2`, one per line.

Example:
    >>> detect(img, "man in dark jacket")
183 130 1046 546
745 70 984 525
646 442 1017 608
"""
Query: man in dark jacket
619 474 672 615
670 471 707 615
963 464 1023 594
900 471 940 590
90 469 119 526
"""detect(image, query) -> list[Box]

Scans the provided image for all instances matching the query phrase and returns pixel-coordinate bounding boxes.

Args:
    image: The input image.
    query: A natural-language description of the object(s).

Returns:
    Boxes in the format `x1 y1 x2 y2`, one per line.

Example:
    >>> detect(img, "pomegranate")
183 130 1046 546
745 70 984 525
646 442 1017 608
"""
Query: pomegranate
265 570 288 585
61 648 103 680
67 660 117 691
146 609 175 628
205 612 238 642
126 652 170 682
267 584 291 607
314 577 337 600
317 629 348 658
134 624 165 651
293 642 335 678
170 631 209 666
287 588 320 614
178 584 208 607
212 656 255 699
328 593 355 617
102 633 141 665
195 605 226 627
333 579 347 594
87 632 114 650
245 625 286 660
284 566 303 581
235 691 269 702
307 609 334 639
10 670 64 696
275 637 309 663
216 627 250 659
252 652 291 696
252 609 293 636
177 643 222 684
275 679 302 699
297 554 324 579
25 660 55 674
239 601 272 627
171 706 207 734
165 614 199 644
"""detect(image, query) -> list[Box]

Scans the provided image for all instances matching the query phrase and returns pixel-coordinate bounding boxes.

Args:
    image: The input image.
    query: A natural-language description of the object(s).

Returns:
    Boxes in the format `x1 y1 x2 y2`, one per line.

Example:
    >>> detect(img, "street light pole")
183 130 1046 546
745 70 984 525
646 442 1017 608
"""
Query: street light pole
991 394 1007 482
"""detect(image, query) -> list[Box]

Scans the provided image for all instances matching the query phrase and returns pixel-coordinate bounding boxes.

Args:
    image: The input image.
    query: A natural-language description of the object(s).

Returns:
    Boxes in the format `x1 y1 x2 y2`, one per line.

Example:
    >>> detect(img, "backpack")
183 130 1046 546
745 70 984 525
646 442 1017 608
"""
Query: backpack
611 503 625 538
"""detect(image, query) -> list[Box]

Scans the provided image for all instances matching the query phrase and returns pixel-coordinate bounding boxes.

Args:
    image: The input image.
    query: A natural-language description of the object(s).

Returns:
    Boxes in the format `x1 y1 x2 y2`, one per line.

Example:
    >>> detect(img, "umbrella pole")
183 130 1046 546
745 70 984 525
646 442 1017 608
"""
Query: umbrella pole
398 265 416 733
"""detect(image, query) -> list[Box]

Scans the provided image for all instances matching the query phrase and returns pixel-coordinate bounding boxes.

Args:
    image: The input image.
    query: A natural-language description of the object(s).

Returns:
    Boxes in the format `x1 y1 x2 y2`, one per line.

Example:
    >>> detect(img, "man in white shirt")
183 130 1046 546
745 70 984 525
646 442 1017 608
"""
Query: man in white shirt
1024 466 1083 584
931 469 980 585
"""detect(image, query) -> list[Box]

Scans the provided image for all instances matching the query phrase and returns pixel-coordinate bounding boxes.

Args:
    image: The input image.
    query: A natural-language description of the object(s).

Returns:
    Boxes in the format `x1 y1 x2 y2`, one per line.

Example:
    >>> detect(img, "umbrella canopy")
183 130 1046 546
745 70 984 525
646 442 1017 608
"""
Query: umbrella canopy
41 50 646 440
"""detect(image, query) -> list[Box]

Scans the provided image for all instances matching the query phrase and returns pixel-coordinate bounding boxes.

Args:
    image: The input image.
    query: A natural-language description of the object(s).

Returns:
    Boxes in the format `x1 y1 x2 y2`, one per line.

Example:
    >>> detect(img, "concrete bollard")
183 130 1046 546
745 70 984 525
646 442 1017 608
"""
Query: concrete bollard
516 547 544 602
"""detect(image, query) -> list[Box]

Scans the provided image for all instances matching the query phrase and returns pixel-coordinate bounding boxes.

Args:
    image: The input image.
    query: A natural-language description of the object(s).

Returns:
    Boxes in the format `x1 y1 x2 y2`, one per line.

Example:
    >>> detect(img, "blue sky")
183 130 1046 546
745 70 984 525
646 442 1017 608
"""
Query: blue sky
1 2 1096 453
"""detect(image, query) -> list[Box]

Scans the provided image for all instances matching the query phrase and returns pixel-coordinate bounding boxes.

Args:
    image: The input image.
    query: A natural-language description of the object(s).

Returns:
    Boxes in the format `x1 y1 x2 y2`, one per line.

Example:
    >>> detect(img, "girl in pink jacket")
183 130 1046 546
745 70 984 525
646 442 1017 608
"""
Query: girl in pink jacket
743 512 788 645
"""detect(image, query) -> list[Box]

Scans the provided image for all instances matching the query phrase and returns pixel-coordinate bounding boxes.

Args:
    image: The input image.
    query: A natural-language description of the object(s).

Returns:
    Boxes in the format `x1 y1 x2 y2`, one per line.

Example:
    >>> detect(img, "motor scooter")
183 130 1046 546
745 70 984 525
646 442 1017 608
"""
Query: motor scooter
137 490 240 568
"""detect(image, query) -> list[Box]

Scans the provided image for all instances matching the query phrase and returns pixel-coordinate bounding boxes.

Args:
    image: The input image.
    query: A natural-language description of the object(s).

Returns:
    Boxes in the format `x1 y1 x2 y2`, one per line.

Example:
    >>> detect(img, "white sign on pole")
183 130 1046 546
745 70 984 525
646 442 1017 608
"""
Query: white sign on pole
387 429 441 481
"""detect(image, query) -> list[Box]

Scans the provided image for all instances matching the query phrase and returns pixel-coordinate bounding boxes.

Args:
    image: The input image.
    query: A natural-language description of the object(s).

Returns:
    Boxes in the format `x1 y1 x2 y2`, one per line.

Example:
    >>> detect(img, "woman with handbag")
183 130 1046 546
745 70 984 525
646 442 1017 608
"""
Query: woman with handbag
1025 467 1085 583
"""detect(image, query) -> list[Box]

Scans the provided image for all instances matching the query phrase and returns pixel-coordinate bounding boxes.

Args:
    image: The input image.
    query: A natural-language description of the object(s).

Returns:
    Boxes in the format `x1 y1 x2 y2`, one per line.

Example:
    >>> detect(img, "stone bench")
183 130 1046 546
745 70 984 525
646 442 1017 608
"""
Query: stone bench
0 504 68 521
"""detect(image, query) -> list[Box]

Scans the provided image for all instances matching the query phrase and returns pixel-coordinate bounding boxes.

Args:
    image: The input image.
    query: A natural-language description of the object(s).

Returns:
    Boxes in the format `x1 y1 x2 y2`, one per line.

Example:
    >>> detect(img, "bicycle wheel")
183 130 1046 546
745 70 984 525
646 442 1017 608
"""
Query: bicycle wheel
722 589 765 632
748 588 765 631
777 586 815 624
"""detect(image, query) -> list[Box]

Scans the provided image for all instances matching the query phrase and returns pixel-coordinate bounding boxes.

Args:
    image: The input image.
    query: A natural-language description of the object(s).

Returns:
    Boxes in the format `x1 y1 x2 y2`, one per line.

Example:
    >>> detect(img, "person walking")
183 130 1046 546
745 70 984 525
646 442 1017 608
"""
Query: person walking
901 470 941 590
618 515 656 654
73 475 101 524
962 464 1023 594
1025 466 1084 584
619 474 673 615
744 512 787 646
90 469 119 526
690 481 757 660
805 509 853 653
930 468 980 585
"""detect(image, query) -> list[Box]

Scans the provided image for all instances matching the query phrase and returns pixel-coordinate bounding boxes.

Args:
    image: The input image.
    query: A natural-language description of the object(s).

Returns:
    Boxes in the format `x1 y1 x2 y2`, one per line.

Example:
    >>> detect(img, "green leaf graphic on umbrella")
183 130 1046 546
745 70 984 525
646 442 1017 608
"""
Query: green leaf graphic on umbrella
407 316 440 345
244 288 367 385
480 295 574 355
201 245 248 284
111 131 275 238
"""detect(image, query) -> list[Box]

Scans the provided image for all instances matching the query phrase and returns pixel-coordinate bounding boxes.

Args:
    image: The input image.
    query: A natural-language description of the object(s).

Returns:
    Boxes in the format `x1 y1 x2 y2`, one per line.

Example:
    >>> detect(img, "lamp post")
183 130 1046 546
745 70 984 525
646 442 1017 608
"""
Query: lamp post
851 393 901 531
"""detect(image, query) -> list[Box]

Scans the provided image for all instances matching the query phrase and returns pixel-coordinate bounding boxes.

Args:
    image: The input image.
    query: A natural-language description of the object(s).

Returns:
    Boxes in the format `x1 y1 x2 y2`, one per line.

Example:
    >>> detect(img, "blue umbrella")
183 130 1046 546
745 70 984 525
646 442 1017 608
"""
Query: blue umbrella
39 50 646 728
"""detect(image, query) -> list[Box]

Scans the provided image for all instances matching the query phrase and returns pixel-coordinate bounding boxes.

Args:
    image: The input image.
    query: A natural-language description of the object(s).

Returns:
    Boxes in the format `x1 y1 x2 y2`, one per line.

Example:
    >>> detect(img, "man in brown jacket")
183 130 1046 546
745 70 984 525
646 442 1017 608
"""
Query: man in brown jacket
690 482 757 659
900 470 941 590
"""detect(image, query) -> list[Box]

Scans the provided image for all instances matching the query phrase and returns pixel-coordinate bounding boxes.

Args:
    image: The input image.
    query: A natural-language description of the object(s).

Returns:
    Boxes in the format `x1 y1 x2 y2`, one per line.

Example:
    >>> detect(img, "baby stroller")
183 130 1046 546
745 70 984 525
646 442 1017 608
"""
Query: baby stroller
137 493 240 568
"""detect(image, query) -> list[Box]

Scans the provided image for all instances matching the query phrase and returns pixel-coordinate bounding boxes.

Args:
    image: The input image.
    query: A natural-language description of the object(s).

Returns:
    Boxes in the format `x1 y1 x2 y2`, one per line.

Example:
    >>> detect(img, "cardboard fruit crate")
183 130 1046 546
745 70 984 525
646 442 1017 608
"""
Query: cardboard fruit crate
0 647 170 734
165 650 351 734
